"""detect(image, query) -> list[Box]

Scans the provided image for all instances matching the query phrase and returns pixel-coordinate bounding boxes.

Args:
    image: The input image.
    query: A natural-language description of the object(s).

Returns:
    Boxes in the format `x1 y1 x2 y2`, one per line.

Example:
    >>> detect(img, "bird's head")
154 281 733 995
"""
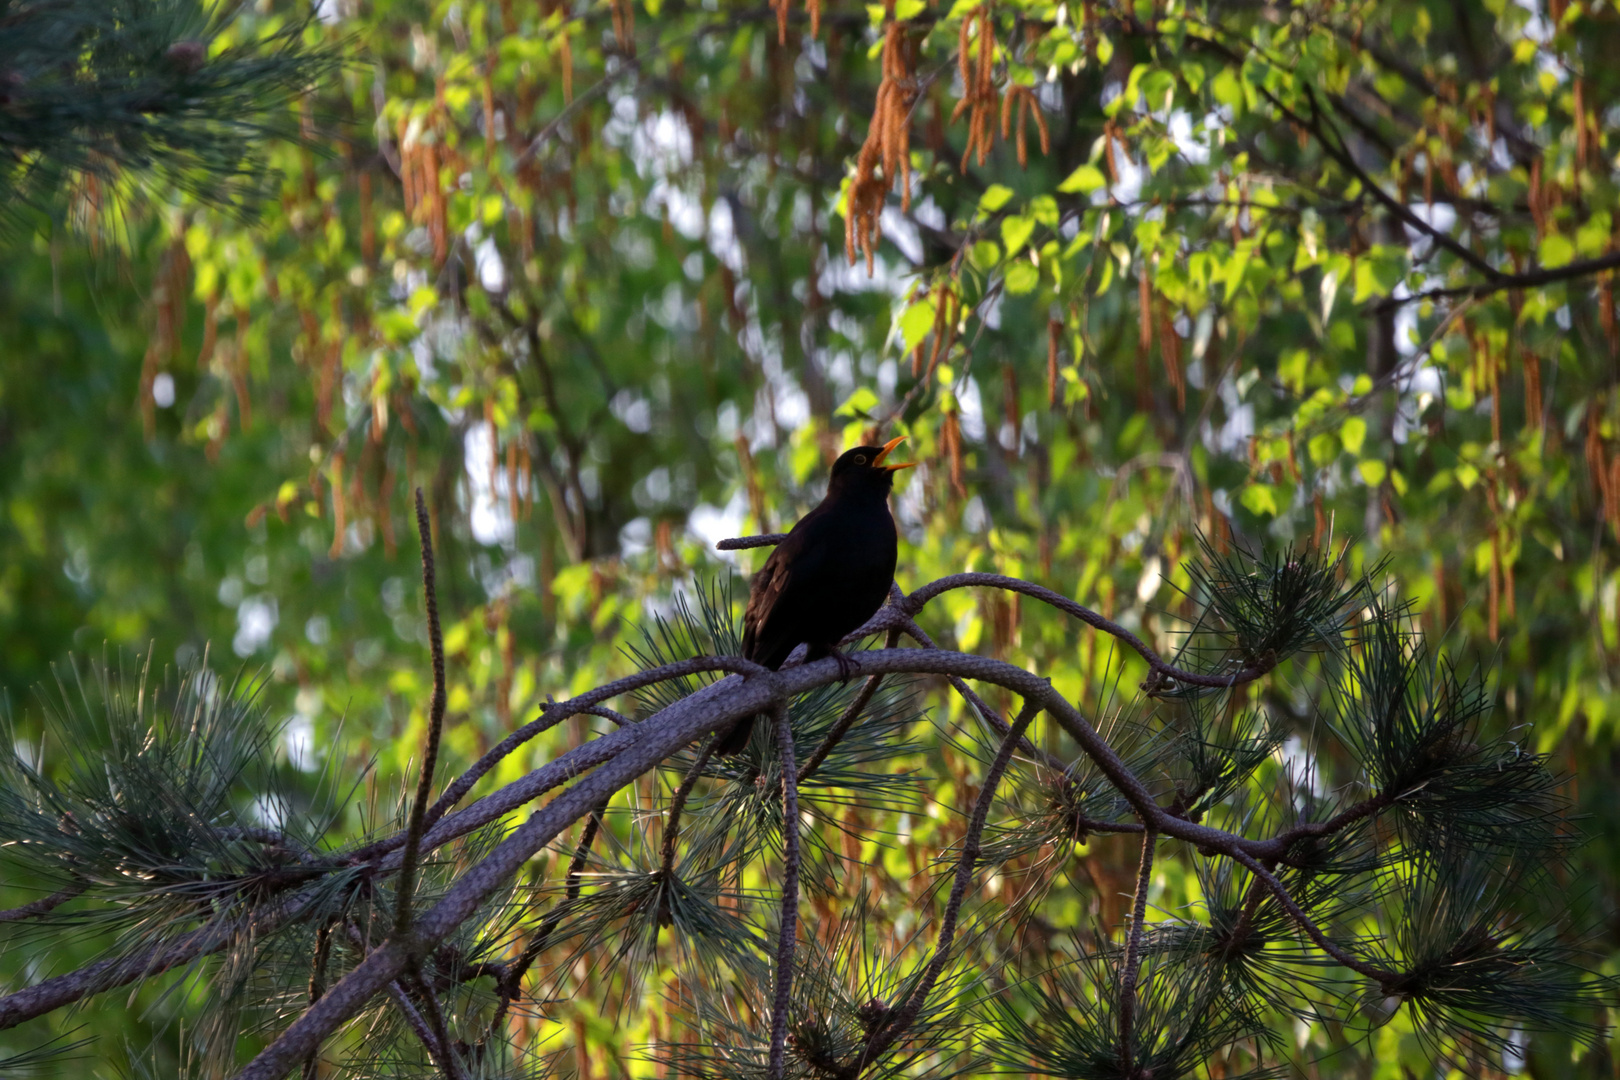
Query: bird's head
827 435 915 496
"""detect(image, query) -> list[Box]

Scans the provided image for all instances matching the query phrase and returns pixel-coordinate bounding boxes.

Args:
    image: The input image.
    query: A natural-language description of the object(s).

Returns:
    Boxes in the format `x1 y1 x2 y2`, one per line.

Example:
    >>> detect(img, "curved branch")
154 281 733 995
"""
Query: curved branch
201 641 1395 1079
395 490 450 938
659 738 718 878
902 573 1275 691
1118 828 1158 1076
715 539 1279 692
797 629 900 784
860 698 1041 1069
1226 849 1394 983
0 883 86 924
1375 250 1620 311
768 701 801 1080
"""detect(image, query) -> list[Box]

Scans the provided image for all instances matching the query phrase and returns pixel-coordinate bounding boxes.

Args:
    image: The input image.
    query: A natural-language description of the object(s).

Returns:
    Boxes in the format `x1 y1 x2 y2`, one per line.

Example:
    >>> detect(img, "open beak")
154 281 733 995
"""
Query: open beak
873 434 916 472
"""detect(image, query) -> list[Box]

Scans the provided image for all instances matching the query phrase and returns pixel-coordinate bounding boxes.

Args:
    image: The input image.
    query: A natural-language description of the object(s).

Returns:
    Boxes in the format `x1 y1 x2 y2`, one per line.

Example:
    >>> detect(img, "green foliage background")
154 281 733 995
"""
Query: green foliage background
1 0 1618 1074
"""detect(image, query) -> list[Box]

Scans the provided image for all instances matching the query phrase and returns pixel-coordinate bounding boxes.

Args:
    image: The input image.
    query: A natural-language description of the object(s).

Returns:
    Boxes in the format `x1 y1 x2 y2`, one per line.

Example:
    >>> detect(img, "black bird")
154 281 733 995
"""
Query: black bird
714 436 915 756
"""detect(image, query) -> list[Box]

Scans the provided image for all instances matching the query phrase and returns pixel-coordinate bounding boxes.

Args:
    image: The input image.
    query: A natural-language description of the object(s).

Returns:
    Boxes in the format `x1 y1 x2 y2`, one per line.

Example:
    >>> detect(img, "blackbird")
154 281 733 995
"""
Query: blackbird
713 436 915 756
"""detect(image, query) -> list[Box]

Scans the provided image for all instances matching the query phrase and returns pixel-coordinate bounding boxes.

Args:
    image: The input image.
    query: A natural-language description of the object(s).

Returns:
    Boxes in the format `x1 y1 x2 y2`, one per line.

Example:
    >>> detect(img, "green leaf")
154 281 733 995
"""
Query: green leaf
1240 483 1279 517
1308 432 1339 465
1340 415 1368 456
1538 232 1574 269
1212 65 1244 111
1057 163 1107 194
1005 261 1040 295
979 184 1016 215
839 386 880 418
899 299 936 351
970 240 1002 270
1002 214 1036 256
1357 459 1387 486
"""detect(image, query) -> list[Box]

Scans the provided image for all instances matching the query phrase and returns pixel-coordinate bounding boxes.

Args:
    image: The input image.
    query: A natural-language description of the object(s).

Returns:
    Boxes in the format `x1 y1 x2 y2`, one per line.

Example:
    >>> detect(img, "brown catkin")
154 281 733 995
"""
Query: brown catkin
1490 340 1502 447
943 410 967 498
1575 78 1589 172
232 311 253 430
330 452 347 559
198 295 219 371
1047 316 1062 408
1016 91 1029 167
1138 267 1152 354
560 32 573 103
1611 456 1620 539
1525 350 1543 432
1529 157 1544 239
1601 274 1617 356
845 10 918 272
1159 303 1184 411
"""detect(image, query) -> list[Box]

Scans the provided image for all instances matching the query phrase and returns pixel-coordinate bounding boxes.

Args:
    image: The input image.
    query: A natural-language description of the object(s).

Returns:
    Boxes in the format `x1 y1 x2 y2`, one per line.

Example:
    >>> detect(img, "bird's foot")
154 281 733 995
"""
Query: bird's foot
829 646 860 685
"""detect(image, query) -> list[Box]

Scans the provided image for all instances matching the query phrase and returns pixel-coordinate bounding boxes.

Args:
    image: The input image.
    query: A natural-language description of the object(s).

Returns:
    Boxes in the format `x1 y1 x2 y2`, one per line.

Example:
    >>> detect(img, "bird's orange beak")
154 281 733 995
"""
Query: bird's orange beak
873 434 916 472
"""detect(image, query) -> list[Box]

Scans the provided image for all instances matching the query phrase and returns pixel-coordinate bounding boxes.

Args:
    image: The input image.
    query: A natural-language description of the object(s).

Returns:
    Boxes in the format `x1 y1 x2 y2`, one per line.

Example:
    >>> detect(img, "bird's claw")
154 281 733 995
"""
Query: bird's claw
830 647 860 685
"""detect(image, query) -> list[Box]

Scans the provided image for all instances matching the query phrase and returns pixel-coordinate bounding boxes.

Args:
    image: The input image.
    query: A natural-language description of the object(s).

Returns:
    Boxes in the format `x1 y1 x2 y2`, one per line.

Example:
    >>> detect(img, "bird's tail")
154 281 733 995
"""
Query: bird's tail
712 713 757 756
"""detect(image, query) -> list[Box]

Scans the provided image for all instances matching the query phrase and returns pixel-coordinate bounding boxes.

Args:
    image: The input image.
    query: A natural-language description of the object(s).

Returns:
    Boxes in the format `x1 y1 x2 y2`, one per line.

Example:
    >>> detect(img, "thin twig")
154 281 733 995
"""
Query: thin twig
0 883 86 924
1219 875 1270 961
769 701 801 1080
395 489 450 940
1375 249 1620 310
342 921 461 1078
716 533 790 550
796 629 899 783
898 614 1063 771
301 919 335 1080
404 961 467 1080
860 699 1041 1069
486 797 613 1045
1226 849 1395 983
660 737 718 878
1118 827 1157 1076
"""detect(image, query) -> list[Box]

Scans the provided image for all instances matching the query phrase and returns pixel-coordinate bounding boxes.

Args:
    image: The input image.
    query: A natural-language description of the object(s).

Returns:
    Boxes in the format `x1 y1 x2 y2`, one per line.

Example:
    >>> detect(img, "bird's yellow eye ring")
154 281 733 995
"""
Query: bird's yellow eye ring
853 454 867 465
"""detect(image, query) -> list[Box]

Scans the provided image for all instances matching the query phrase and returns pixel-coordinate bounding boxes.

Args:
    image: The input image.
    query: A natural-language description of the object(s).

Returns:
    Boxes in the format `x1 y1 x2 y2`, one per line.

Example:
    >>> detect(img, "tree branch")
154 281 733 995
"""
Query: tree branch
859 698 1041 1070
0 883 86 924
395 490 449 939
1374 250 1620 311
659 737 718 879
1226 849 1394 983
796 629 899 784
768 700 801 1080
1118 828 1157 1076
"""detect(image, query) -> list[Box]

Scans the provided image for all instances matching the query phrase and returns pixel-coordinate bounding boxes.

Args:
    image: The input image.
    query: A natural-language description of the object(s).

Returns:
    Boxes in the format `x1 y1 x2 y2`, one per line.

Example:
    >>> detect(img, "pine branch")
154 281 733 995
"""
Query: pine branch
796 629 899 784
0 882 86 924
769 700 801 1080
395 490 449 940
660 737 719 878
1118 828 1158 1076
860 698 1041 1070
402 962 467 1080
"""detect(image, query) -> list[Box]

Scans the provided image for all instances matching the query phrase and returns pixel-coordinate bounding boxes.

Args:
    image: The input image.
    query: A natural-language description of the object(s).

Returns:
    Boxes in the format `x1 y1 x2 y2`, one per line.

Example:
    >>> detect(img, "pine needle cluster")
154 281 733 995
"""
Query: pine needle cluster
0 540 1605 1079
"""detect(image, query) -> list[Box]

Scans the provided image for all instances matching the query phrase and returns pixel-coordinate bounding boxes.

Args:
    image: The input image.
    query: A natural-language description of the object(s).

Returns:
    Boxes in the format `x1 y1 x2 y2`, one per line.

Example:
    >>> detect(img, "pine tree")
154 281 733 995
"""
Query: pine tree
0 0 338 235
0 496 1604 1079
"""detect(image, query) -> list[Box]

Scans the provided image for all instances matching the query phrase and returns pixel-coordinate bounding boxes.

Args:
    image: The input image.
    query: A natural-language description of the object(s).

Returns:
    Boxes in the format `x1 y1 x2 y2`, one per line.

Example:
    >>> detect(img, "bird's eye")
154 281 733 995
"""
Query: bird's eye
853 454 867 465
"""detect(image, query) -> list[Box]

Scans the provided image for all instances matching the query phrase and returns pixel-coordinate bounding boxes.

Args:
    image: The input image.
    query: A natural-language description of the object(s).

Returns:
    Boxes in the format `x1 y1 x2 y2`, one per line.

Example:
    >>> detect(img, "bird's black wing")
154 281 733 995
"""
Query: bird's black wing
741 508 832 669
740 542 789 663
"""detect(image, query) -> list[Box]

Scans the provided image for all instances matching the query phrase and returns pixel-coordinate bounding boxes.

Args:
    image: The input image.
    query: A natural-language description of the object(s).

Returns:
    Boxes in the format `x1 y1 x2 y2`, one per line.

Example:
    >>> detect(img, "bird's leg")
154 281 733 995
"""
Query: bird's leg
827 645 860 685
